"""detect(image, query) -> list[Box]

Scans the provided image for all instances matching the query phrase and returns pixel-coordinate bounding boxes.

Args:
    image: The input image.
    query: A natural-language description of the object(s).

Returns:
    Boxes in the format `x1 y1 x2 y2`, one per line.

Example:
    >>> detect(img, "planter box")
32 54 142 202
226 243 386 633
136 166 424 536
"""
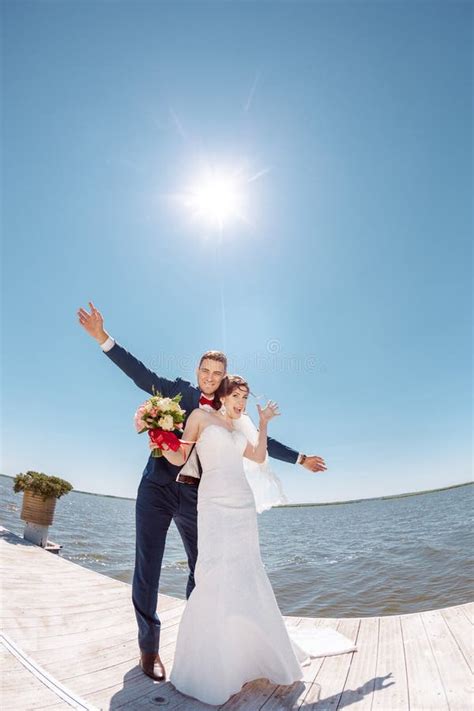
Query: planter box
20 491 57 526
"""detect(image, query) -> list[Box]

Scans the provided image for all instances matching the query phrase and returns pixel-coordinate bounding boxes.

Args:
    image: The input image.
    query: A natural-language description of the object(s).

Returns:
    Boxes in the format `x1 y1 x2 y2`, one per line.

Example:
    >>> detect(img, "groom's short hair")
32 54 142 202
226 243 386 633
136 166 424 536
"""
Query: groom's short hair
199 350 227 372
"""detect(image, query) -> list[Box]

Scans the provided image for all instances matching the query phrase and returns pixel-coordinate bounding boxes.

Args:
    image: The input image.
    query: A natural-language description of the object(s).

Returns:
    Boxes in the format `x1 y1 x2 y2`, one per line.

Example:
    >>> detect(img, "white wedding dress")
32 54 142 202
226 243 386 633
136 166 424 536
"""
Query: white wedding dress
169 424 356 706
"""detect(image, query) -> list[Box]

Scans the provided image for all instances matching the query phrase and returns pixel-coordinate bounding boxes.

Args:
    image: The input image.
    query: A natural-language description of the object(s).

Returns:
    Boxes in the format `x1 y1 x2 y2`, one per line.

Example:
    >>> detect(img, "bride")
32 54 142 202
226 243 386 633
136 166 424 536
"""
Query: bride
161 374 356 706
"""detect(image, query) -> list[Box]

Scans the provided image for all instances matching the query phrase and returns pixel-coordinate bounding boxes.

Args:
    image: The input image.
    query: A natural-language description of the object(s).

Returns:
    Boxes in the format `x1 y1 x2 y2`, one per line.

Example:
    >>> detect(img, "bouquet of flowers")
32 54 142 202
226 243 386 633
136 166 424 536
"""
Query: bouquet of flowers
134 389 187 458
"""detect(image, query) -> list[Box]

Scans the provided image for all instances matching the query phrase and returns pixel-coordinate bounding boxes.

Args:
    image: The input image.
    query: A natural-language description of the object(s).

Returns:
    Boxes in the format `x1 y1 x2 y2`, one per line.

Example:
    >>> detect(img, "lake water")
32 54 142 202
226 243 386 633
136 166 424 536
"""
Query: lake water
1 475 472 617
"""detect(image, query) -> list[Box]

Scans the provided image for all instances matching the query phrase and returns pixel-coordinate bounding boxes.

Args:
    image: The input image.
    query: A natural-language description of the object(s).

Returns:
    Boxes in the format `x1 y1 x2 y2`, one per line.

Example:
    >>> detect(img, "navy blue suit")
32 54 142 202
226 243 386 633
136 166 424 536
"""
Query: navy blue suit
104 341 299 652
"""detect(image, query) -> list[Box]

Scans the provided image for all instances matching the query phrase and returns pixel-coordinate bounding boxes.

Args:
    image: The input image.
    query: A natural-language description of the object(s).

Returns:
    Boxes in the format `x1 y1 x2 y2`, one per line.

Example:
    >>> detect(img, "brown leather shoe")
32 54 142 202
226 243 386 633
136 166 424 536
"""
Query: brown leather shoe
139 651 166 681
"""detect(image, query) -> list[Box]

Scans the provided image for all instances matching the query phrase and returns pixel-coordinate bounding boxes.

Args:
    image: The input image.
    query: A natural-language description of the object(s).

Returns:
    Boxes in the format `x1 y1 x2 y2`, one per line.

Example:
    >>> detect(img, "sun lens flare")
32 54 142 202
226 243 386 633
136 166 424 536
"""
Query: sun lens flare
187 178 241 228
180 165 249 231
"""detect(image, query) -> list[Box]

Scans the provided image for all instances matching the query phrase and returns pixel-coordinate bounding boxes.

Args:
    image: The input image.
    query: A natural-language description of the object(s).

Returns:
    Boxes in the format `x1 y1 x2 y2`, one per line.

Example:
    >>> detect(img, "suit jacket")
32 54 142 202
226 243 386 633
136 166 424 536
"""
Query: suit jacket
104 341 299 485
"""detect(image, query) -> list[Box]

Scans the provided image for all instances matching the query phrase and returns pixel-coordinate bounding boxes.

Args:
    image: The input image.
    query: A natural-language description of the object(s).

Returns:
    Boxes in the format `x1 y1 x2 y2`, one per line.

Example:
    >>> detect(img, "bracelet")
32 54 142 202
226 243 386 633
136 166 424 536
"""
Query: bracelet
300 454 307 465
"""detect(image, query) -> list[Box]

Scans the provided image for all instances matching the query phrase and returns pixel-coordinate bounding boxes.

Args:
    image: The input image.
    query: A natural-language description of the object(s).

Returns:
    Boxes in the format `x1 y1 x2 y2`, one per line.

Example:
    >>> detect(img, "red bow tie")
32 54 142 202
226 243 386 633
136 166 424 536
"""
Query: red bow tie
199 396 214 407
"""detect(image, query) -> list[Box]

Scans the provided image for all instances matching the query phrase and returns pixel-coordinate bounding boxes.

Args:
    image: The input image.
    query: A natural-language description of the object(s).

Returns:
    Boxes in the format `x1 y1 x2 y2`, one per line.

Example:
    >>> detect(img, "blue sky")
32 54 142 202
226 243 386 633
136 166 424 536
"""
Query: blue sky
2 1 471 503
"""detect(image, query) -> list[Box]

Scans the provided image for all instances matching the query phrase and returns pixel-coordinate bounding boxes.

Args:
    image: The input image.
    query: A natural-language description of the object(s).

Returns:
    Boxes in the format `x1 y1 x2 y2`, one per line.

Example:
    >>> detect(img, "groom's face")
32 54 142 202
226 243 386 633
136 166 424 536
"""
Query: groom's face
196 358 226 396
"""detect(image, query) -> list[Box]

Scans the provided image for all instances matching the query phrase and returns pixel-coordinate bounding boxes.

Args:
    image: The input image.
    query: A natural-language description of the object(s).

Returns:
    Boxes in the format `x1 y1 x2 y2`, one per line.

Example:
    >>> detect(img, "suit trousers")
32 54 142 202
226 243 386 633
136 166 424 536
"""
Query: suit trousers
132 475 198 653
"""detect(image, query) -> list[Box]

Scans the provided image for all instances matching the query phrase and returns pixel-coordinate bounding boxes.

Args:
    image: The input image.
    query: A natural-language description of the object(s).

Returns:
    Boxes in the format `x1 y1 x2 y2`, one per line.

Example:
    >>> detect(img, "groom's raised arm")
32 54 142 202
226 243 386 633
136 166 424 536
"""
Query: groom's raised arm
267 435 327 474
100 338 180 398
266 436 299 465
77 302 180 398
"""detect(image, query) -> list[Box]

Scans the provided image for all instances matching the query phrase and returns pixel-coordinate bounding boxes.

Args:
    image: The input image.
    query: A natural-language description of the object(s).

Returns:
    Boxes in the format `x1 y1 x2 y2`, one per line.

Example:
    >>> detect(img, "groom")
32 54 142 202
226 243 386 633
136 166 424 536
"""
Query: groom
78 302 327 682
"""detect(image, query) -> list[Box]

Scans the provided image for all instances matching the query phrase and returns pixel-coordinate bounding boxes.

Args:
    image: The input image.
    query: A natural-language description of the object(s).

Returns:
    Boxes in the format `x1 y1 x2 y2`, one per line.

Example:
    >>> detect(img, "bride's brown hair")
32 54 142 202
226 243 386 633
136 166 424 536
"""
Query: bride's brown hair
214 375 250 409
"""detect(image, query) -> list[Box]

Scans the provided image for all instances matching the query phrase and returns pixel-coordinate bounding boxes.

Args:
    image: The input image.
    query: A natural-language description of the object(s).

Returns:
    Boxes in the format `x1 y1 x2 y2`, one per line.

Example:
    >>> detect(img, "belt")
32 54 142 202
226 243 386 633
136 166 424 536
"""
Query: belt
176 474 200 487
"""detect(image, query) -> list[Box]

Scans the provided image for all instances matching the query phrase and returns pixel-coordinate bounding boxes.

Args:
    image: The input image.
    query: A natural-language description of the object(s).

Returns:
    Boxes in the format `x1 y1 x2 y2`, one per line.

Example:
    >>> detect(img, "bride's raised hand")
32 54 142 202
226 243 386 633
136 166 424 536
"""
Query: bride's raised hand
257 401 280 425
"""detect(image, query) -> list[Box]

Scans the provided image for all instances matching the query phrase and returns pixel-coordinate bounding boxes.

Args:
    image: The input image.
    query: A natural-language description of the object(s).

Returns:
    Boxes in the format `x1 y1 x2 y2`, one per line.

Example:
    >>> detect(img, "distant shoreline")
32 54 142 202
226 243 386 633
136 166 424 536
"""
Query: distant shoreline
0 474 471 508
278 481 473 507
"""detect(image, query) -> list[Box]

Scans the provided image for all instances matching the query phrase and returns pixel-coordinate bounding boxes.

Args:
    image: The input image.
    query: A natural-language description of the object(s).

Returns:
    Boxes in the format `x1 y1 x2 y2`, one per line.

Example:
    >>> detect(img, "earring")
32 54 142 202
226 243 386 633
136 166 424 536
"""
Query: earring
220 403 227 416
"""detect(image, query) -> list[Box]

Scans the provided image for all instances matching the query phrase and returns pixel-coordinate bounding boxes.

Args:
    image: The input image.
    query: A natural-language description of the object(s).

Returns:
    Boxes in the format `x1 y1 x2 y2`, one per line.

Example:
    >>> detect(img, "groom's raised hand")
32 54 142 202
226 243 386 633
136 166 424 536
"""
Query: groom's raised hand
301 455 327 474
77 302 109 345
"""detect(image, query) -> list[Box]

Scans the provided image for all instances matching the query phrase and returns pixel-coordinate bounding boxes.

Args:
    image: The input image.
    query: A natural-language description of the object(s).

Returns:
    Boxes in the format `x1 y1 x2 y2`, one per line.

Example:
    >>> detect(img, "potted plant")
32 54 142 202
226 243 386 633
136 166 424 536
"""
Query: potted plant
13 471 73 547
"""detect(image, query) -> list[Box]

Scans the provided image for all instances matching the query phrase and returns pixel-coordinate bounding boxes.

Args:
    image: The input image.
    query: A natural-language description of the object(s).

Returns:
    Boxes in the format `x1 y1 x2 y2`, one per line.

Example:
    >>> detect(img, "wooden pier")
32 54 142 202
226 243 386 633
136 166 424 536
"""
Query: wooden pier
1 527 472 710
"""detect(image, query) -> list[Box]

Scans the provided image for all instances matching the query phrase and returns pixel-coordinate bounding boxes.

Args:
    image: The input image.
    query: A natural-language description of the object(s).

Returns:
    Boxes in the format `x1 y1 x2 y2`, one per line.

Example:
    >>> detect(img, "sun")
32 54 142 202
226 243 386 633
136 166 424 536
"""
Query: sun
180 165 248 231
187 177 241 228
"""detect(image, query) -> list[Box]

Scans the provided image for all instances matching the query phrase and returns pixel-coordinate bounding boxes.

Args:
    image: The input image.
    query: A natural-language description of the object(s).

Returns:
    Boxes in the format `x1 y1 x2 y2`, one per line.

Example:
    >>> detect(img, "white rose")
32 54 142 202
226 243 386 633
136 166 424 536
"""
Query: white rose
158 414 174 431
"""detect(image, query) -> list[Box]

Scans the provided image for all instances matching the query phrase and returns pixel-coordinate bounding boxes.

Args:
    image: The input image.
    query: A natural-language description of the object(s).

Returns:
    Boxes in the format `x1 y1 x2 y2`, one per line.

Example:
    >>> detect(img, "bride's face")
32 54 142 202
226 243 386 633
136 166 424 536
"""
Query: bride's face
222 386 249 419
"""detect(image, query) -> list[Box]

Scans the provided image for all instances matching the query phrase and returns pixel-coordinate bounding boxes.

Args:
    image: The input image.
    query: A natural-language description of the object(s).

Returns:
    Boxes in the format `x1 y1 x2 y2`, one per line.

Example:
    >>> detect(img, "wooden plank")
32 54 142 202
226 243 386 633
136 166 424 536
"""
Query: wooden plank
41 661 174 710
83 672 192 710
1 634 94 710
1 621 177 691
0 564 129 585
218 678 278 711
1 574 126 587
305 618 360 710
63 627 180 695
9 619 139 654
1 590 129 614
4 601 183 649
372 614 409 711
1 592 180 618
2 678 71 711
112 678 214 711
2 605 135 636
441 604 473 673
1 589 129 612
51 649 171 698
1 581 126 598
336 616 378 710
1 570 125 584
20 617 179 669
401 612 449 710
461 601 473 624
1 642 25 674
421 608 472 710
